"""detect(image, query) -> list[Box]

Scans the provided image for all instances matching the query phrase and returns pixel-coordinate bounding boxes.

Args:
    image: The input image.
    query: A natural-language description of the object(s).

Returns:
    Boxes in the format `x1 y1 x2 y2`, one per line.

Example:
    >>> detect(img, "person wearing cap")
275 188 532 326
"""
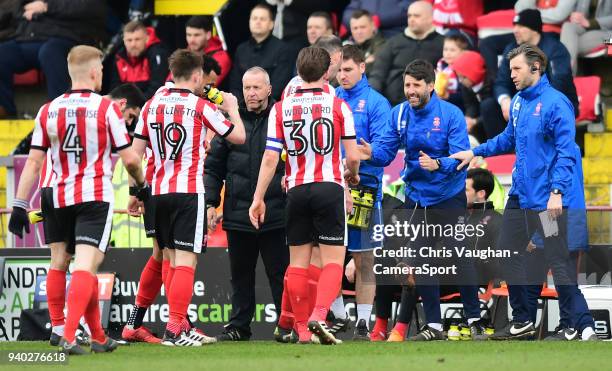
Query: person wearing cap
452 50 500 143
482 8 578 138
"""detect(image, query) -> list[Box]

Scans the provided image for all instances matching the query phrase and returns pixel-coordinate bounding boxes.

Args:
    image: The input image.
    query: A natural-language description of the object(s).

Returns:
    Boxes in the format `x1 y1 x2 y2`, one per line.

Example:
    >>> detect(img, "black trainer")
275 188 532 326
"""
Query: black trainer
409 325 446 341
544 326 578 341
216 326 250 342
58 338 88 355
91 337 119 353
50 332 61 346
469 320 491 341
490 321 535 340
326 312 350 335
274 326 298 343
353 319 370 341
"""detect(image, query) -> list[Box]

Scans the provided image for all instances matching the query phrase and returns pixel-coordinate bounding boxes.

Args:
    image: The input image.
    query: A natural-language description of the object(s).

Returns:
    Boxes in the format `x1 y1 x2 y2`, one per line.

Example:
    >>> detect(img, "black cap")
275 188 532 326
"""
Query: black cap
513 9 543 34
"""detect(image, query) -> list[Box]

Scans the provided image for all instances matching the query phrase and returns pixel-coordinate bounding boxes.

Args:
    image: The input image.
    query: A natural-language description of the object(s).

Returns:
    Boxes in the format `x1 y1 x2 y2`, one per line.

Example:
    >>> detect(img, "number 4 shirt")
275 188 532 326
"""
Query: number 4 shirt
266 88 356 190
30 89 131 208
135 88 234 195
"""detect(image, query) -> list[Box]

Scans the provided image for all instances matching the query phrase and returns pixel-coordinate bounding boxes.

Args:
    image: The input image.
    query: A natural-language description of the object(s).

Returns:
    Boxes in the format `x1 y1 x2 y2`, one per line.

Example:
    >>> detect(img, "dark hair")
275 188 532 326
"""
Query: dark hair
467 168 495 199
404 59 435 84
313 35 342 54
444 34 470 51
169 49 203 81
203 55 221 76
109 83 146 109
252 3 275 21
341 44 365 64
350 9 372 21
296 47 330 83
185 16 213 32
309 11 333 31
123 20 147 34
507 43 548 74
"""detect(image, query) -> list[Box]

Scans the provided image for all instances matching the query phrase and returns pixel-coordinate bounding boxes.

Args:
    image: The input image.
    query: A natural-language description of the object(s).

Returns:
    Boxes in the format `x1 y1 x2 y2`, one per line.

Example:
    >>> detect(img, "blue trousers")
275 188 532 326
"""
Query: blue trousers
404 190 480 324
497 196 576 323
525 249 595 332
0 38 76 114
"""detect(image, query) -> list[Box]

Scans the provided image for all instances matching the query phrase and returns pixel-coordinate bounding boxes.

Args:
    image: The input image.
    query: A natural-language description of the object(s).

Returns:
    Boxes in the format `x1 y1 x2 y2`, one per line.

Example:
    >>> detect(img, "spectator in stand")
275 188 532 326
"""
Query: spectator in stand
228 3 293 100
347 9 386 76
561 0 612 75
369 1 444 105
451 50 498 142
432 0 483 44
184 16 232 86
0 0 20 42
483 9 578 138
0 0 107 118
343 0 413 38
435 33 469 110
109 21 169 100
516 0 576 38
266 0 333 46
307 11 335 45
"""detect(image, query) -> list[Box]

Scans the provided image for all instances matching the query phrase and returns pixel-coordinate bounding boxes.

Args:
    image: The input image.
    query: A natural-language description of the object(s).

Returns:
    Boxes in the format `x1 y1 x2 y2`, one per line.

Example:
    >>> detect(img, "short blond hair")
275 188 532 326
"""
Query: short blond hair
67 45 103 80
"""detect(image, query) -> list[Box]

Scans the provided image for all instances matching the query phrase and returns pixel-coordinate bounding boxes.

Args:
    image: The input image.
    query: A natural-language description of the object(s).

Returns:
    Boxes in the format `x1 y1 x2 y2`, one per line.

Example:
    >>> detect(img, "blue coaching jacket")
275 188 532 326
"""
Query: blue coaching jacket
335 75 397 201
473 74 576 210
390 93 470 206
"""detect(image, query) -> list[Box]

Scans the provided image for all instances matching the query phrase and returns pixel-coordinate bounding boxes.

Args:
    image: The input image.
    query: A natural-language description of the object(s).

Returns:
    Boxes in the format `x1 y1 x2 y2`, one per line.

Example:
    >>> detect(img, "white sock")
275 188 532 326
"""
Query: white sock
582 326 595 340
52 325 64 336
357 304 373 328
467 318 480 325
428 323 443 331
330 297 346 319
81 322 91 336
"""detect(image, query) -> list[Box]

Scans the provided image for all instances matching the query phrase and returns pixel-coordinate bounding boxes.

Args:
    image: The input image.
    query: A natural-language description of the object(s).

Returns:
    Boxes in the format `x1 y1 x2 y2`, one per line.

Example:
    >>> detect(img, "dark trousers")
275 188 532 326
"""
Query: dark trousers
404 191 480 324
497 196 576 323
525 249 595 332
480 97 508 140
478 33 515 79
226 229 289 335
0 38 75 114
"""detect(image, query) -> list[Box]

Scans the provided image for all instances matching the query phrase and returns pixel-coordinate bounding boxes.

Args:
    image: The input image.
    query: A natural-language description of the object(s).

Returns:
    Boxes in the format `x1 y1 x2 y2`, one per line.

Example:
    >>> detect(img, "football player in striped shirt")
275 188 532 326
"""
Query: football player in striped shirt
131 49 245 346
9 45 149 355
249 47 360 344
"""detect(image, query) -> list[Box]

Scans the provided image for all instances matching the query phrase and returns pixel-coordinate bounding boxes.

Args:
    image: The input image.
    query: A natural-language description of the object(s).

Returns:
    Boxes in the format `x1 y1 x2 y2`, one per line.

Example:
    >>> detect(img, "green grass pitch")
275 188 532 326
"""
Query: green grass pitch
0 340 609 371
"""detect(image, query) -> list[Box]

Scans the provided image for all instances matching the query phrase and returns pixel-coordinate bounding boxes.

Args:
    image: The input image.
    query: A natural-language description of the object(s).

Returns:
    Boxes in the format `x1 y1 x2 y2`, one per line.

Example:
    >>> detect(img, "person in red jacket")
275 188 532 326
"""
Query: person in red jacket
110 20 169 99
185 16 232 86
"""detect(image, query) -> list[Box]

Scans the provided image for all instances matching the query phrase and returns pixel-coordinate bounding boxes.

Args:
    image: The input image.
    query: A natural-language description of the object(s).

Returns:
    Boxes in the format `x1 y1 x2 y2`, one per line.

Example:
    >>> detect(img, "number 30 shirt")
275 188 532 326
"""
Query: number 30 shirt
30 89 131 208
266 88 356 190
135 88 234 195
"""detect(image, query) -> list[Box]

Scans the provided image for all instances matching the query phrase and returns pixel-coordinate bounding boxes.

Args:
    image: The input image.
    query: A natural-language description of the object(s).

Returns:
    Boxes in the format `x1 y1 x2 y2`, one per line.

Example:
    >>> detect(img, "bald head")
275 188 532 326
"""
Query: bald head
408 1 433 37
242 67 271 113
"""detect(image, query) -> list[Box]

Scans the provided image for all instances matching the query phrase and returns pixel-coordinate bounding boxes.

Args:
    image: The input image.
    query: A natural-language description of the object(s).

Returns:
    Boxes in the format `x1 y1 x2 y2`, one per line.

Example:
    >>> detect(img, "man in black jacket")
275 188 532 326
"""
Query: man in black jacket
205 66 288 341
0 0 107 117
227 3 293 101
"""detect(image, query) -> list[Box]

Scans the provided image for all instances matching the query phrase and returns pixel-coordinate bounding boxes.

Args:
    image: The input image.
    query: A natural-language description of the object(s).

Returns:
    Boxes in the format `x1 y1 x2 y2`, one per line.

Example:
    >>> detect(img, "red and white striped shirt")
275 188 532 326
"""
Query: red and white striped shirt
38 151 55 189
266 88 356 190
31 90 131 208
282 76 335 100
135 88 234 195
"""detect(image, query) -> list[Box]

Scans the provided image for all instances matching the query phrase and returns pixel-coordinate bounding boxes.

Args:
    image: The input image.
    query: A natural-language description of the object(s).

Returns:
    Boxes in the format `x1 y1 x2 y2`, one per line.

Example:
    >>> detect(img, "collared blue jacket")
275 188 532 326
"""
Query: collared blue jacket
390 93 470 206
336 75 397 200
473 74 576 210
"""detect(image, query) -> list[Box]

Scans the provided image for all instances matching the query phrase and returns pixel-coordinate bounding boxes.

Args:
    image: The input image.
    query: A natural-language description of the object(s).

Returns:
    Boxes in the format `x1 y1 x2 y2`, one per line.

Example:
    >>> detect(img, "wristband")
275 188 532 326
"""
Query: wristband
13 199 29 210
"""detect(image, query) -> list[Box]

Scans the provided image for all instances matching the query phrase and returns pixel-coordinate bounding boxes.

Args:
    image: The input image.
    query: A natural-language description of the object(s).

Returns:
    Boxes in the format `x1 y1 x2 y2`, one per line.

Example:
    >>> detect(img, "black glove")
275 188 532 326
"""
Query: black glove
9 199 30 239
130 183 151 202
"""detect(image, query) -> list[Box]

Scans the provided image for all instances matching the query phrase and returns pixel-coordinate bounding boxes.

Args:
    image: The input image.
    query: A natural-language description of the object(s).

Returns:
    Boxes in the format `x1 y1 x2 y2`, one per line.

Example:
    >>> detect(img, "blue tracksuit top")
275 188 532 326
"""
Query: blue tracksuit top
335 75 397 200
473 74 576 210
390 93 470 206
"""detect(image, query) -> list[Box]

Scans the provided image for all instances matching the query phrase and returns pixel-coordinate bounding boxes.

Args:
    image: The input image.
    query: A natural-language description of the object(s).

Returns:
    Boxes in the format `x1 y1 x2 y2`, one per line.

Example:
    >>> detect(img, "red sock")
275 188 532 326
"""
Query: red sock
64 271 95 343
286 266 310 341
372 317 389 336
277 270 294 330
84 276 106 344
307 264 321 315
309 263 343 322
47 269 66 327
136 256 163 307
393 322 409 338
161 259 170 294
165 265 176 300
166 266 194 335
